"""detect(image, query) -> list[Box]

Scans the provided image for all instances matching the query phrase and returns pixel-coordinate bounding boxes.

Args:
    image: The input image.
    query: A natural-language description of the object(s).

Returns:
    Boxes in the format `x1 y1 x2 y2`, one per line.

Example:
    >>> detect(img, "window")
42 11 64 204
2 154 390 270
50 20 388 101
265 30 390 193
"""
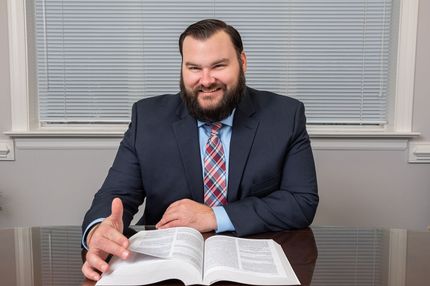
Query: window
7 0 418 136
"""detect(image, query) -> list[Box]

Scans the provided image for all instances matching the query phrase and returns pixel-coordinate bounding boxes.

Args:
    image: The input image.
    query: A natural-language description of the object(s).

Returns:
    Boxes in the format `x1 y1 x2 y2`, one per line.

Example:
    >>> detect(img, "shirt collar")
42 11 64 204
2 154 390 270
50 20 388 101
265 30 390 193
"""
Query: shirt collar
197 109 236 128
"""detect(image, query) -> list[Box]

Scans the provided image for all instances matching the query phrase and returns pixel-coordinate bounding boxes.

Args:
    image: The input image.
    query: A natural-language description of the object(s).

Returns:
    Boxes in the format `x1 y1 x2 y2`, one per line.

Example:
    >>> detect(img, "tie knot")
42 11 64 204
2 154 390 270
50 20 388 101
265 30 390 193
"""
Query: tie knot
208 122 222 136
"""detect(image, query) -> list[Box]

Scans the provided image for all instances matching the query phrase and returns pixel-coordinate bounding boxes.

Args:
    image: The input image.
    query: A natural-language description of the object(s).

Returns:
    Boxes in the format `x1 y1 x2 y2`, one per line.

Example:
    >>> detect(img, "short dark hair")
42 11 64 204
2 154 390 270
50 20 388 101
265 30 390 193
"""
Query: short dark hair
179 19 243 57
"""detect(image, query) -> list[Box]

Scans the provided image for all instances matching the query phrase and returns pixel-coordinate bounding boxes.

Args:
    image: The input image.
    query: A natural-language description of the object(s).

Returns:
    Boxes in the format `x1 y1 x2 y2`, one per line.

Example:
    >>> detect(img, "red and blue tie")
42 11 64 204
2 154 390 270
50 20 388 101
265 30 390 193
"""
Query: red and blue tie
204 122 227 207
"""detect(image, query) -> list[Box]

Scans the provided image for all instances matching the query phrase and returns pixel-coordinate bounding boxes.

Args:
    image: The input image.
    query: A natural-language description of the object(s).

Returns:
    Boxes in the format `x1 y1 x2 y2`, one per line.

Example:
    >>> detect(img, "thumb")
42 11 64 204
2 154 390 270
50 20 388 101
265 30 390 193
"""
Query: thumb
110 197 124 223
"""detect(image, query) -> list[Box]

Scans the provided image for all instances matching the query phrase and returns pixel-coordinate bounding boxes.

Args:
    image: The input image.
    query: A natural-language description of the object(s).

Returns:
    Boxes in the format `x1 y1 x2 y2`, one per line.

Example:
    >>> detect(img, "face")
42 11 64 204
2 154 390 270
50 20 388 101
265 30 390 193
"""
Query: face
180 30 247 122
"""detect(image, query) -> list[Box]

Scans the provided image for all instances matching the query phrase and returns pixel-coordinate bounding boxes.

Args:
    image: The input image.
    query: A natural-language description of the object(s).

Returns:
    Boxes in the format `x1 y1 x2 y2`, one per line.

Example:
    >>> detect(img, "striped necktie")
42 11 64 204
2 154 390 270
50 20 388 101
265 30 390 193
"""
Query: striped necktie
203 122 227 207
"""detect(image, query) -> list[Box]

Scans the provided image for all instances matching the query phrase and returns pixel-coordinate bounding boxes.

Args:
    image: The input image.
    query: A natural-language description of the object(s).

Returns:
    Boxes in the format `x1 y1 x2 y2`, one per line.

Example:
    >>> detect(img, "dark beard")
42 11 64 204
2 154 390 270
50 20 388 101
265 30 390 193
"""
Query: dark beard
180 68 246 123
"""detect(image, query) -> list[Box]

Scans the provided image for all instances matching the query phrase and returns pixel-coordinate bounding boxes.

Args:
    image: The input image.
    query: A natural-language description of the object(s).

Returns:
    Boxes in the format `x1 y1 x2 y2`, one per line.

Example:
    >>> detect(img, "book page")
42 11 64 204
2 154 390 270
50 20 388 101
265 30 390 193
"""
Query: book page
204 236 240 270
170 227 205 273
203 236 300 285
204 236 279 274
129 227 176 258
237 238 279 274
129 227 204 273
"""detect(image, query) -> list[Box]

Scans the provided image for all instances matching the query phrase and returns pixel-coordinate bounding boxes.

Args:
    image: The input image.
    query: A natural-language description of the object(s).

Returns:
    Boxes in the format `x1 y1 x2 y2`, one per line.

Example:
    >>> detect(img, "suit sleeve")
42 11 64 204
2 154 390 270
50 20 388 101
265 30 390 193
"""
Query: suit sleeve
224 102 318 236
82 103 145 235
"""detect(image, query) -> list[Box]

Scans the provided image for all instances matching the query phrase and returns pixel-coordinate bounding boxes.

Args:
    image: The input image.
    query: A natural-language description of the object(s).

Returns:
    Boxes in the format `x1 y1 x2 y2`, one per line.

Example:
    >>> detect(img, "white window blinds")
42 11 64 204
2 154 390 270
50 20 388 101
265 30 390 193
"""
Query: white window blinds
33 0 393 125
38 227 84 285
311 227 385 285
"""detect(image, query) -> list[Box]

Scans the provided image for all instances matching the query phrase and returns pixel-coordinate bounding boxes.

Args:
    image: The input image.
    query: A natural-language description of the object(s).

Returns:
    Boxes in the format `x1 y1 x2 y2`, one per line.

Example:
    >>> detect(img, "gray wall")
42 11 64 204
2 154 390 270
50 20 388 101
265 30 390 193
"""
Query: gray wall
1 1 429 230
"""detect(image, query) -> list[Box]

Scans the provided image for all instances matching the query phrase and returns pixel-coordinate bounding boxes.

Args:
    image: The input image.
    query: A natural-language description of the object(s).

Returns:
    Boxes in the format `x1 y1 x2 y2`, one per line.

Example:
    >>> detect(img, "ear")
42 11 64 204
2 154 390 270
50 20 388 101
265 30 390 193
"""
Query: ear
240 52 247 73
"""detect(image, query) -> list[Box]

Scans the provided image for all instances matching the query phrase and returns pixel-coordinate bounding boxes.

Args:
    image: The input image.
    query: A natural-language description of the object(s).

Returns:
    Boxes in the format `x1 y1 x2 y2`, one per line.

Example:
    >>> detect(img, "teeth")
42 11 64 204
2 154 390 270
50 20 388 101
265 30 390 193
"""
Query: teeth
201 88 219 93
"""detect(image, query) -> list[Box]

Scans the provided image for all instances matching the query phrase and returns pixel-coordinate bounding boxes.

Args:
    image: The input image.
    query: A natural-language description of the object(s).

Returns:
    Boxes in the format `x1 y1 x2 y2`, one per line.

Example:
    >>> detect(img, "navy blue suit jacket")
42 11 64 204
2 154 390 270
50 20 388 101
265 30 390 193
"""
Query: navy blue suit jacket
82 87 318 237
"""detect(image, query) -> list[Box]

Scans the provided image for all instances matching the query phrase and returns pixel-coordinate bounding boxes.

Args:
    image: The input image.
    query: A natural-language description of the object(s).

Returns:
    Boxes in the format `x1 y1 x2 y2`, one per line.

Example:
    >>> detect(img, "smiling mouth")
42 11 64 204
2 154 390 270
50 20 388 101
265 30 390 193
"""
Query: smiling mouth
199 87 222 93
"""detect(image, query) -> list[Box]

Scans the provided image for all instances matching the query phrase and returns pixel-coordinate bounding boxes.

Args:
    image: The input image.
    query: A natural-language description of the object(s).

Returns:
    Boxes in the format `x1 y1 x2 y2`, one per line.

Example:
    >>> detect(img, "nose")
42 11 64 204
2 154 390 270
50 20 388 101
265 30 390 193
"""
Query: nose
200 69 216 87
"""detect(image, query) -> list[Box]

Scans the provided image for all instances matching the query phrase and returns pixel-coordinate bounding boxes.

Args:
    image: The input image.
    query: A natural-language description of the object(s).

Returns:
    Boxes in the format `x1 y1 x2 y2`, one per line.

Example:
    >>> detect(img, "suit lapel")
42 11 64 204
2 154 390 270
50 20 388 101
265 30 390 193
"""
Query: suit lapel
172 102 204 203
172 88 259 204
228 89 259 202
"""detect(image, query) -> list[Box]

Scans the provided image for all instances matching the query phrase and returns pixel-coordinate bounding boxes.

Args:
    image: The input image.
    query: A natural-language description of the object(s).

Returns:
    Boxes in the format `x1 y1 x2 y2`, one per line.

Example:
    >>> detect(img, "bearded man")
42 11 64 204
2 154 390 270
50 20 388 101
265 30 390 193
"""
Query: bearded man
81 19 318 281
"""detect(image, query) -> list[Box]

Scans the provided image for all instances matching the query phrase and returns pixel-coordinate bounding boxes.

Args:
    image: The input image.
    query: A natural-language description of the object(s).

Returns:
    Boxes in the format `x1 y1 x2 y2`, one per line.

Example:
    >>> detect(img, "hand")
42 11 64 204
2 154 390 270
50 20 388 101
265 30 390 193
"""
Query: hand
156 199 217 232
82 198 130 281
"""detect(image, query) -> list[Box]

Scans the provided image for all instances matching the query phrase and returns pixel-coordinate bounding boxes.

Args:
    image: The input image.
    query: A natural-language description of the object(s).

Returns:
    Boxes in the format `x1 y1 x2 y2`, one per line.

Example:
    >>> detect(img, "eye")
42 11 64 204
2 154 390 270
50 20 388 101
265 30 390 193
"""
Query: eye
214 64 226 69
188 66 201 71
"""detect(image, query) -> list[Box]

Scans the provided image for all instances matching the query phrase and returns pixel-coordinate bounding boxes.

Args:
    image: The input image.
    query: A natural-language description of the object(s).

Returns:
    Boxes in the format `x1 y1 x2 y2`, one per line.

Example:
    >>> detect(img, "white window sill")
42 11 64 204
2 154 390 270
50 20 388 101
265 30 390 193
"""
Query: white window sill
4 126 127 138
5 125 420 138
4 128 420 152
309 130 420 139
308 129 419 151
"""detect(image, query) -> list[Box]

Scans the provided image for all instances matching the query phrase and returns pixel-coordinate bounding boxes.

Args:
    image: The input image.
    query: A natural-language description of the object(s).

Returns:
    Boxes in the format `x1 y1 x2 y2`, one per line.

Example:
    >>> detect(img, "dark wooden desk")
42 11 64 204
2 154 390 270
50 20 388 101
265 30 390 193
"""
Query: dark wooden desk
1 226 429 285
81 227 317 286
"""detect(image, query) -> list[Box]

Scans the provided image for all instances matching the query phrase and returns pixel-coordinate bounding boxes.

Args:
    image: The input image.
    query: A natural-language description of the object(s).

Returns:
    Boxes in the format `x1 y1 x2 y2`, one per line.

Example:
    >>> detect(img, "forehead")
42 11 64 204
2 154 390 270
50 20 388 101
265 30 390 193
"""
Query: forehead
182 31 237 64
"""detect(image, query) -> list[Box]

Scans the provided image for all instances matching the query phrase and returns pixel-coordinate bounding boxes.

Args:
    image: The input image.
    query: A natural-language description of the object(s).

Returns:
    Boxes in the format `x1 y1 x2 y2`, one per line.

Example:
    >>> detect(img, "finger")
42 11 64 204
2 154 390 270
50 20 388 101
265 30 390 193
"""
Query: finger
110 197 124 222
82 261 102 281
157 219 182 229
85 250 110 274
156 217 170 229
156 211 179 228
101 225 129 249
157 213 187 229
92 235 130 260
89 223 127 249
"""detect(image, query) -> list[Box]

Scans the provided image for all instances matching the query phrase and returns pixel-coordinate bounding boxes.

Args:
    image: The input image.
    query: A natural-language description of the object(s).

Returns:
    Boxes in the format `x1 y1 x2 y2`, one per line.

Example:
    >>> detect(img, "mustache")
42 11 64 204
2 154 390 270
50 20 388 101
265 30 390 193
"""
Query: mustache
193 82 226 93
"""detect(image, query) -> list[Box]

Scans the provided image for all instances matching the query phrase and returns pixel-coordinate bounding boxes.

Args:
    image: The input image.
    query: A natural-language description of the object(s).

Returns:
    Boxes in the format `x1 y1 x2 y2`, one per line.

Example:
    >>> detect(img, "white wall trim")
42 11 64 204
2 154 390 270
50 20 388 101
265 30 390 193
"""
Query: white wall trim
15 138 121 150
387 229 407 286
7 0 30 132
408 141 430 163
311 138 408 151
5 130 126 138
14 228 34 286
5 126 420 139
10 137 410 151
393 0 419 132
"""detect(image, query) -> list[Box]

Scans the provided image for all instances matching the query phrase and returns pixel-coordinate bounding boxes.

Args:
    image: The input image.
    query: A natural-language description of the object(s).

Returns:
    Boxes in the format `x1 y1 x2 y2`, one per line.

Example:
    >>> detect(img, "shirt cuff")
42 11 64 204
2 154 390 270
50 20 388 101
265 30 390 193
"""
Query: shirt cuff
212 206 235 233
81 218 105 250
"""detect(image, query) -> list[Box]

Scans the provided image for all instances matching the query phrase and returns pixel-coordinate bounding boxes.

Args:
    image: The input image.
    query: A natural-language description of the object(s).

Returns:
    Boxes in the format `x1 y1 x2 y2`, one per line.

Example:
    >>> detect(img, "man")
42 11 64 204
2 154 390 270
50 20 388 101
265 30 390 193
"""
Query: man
82 19 318 281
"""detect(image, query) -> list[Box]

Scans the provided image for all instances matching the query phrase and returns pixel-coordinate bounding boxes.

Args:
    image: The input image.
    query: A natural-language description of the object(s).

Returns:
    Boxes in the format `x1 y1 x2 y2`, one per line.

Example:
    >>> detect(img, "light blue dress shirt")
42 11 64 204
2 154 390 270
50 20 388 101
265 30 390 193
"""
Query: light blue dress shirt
197 111 236 233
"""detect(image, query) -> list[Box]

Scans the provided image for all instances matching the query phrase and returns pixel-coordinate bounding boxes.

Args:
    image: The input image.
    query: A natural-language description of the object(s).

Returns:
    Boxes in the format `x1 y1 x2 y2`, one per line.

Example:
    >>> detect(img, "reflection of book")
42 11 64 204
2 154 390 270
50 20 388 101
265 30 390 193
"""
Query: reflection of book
96 227 300 286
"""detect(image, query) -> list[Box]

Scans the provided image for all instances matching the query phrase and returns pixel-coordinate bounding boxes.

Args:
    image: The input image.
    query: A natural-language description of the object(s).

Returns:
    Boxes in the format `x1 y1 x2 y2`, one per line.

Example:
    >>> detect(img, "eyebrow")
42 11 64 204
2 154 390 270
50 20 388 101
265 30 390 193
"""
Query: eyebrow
185 58 230 68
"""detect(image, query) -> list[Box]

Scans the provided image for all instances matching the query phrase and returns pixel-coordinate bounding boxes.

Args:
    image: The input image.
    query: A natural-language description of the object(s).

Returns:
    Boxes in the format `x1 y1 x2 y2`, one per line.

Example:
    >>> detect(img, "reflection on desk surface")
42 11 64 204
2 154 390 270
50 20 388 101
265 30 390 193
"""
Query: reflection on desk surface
1 226 429 286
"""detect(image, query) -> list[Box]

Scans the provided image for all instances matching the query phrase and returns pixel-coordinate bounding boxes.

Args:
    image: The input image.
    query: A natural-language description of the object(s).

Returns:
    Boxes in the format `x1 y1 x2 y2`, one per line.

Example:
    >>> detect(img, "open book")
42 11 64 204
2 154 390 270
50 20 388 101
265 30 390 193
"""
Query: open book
96 227 300 285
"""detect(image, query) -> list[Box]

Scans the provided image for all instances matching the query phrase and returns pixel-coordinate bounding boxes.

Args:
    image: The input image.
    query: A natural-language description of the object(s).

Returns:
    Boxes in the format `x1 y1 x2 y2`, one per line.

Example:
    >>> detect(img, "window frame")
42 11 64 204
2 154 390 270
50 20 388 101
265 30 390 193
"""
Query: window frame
5 0 420 140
